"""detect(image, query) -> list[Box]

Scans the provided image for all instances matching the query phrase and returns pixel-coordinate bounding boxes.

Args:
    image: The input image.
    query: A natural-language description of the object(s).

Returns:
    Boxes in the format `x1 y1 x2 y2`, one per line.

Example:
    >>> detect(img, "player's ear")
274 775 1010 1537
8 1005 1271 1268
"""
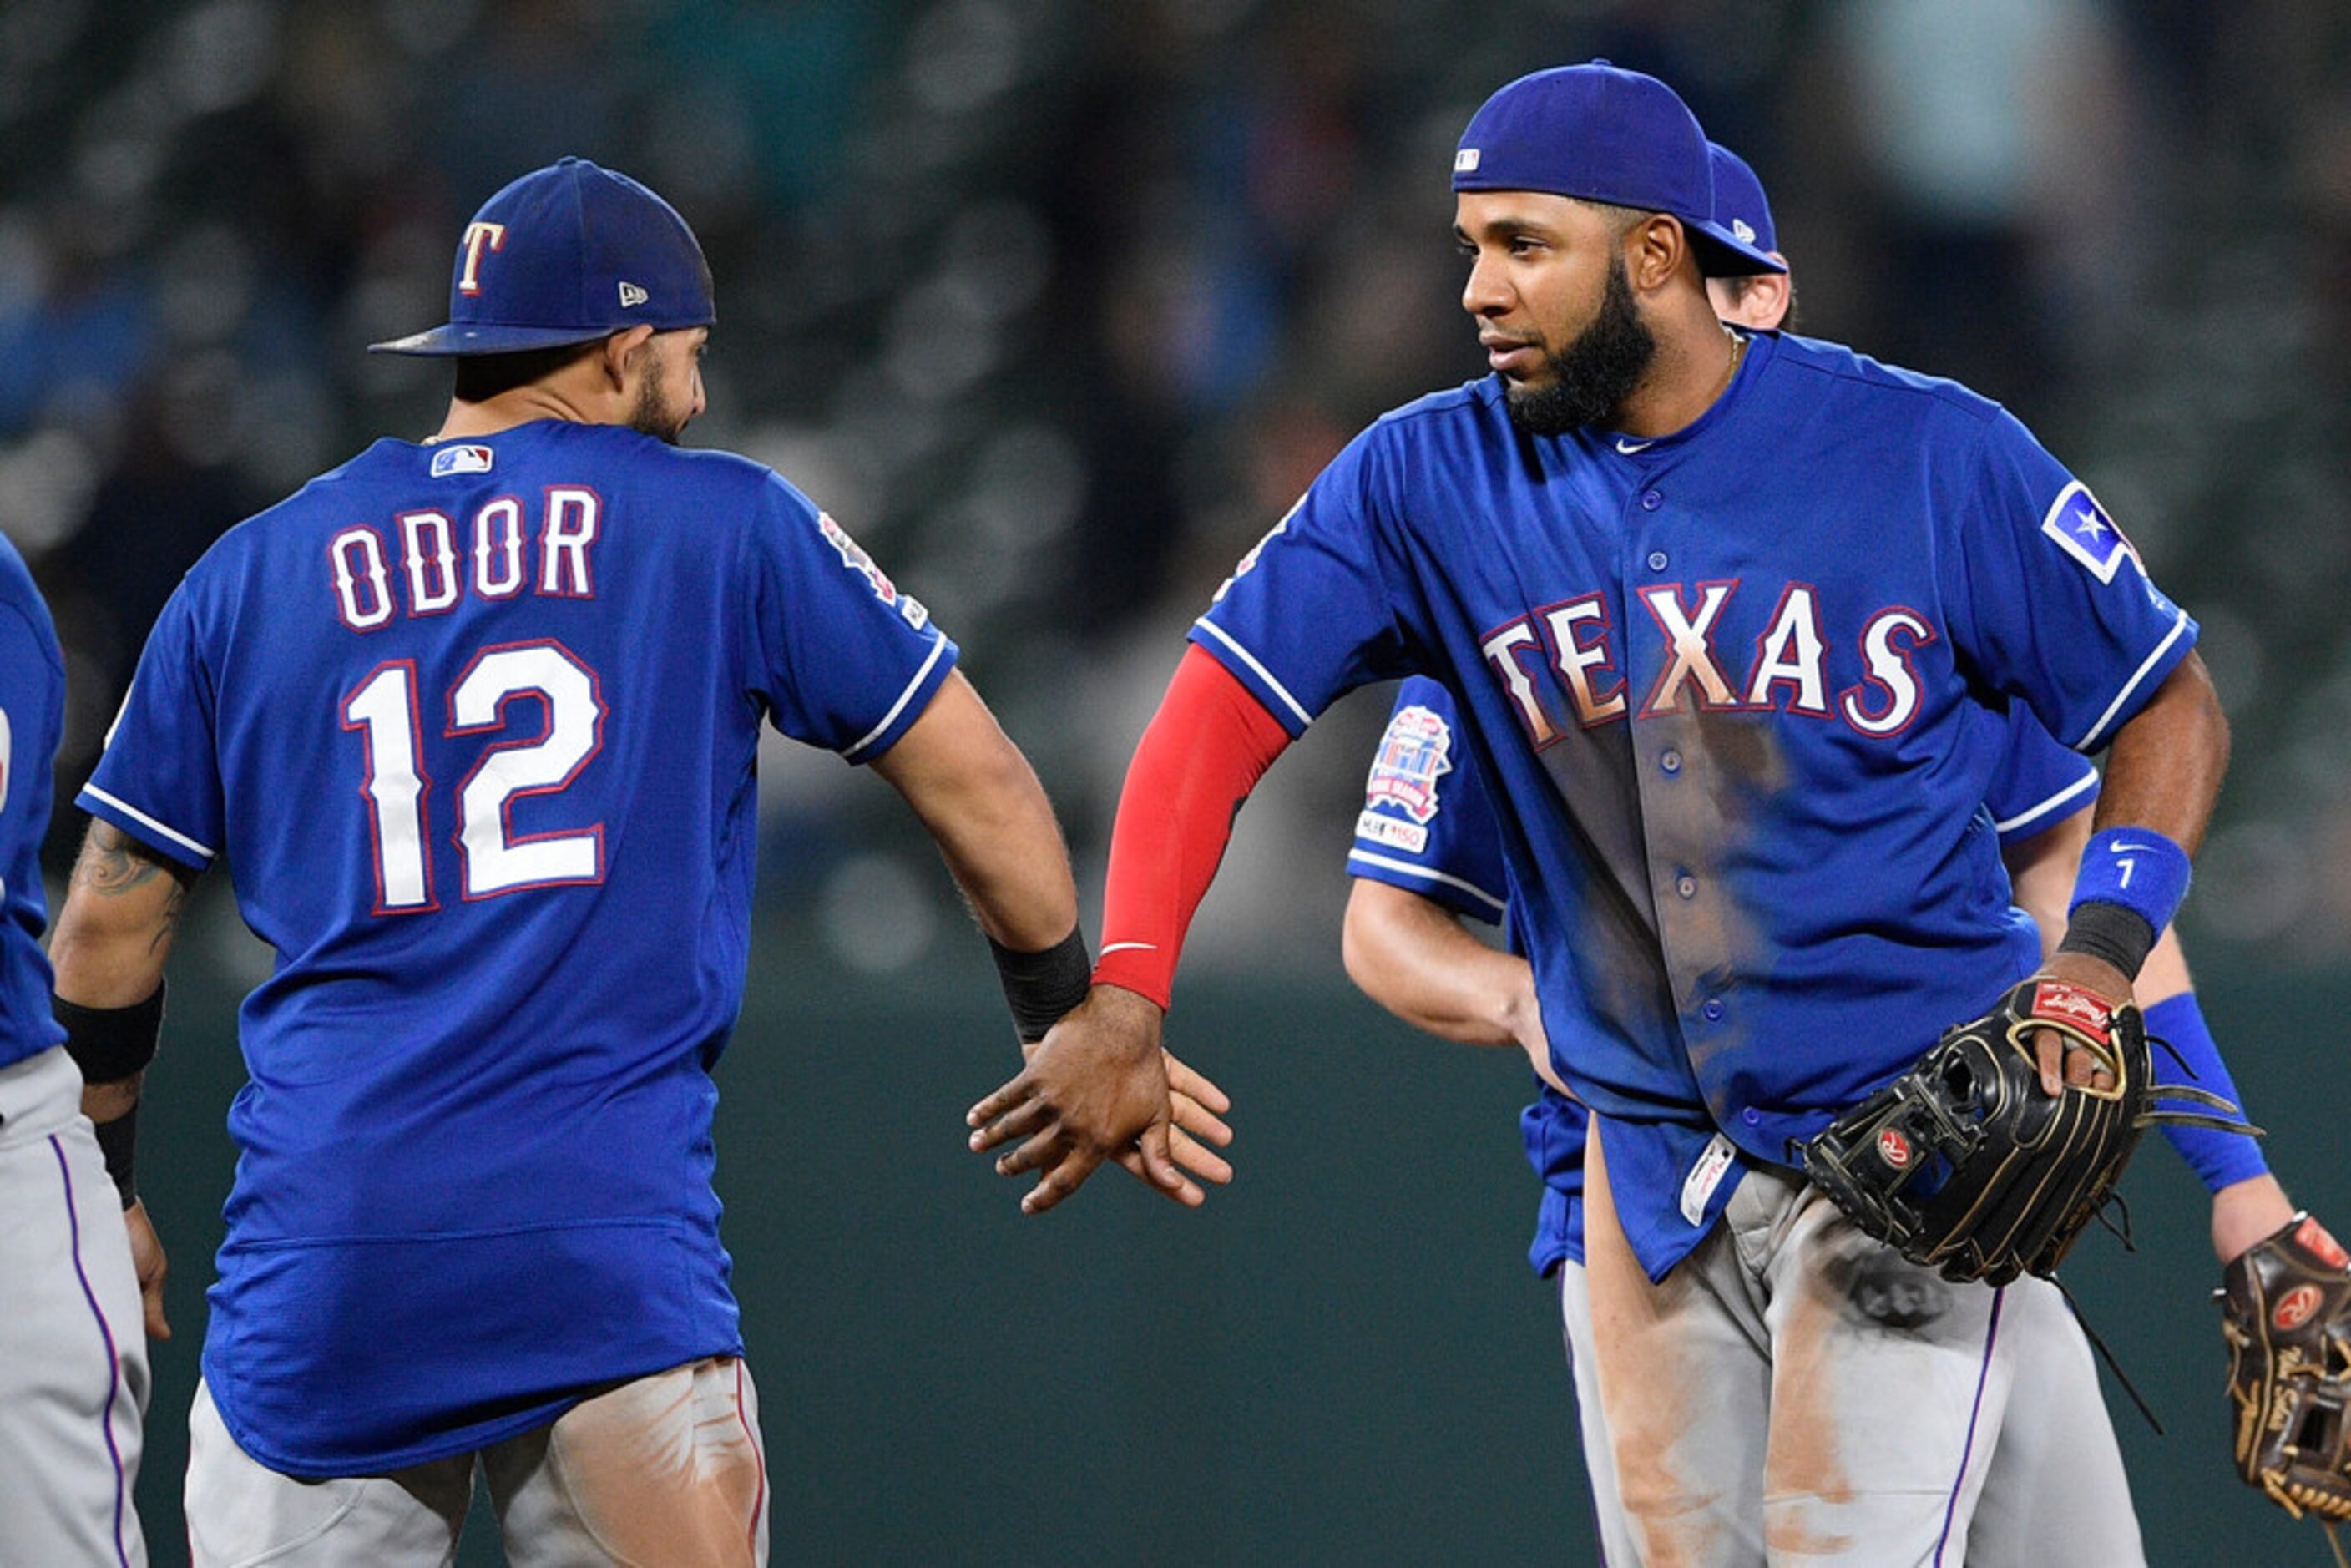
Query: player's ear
599 326 657 392
1748 270 1792 331
1627 215 1685 295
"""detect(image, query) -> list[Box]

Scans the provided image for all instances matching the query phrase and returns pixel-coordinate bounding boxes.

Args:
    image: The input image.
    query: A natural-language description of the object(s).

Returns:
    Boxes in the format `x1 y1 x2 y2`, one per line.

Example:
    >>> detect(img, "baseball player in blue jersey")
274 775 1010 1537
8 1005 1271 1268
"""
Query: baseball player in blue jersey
44 156 1217 1565
1342 143 2302 1563
0 530 149 1565
972 63 2233 1560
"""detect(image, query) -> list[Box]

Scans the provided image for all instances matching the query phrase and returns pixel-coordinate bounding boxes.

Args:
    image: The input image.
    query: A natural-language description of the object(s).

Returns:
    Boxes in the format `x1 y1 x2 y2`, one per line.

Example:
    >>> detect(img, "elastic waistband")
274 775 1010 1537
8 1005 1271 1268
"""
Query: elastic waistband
0 1044 88 1146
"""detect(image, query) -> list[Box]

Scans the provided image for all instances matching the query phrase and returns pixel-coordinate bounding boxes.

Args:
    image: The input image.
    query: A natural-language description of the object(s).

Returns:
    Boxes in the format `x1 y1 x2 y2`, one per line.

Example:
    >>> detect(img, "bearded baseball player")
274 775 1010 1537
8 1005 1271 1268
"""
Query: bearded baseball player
0 529 148 1565
47 156 1219 1565
1342 142 2313 1564
972 63 2232 1561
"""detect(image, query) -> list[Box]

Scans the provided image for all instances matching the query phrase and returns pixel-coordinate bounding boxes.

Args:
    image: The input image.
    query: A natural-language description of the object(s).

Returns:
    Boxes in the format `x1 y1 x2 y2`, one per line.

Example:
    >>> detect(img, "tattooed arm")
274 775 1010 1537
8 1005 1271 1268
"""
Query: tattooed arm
50 820 195 1116
48 821 198 1339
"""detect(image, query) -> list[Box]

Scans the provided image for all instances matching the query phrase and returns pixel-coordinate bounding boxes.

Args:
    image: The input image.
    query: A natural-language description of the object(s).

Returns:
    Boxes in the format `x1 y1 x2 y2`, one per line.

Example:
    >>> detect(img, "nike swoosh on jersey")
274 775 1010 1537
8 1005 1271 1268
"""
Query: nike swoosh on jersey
1615 438 1654 454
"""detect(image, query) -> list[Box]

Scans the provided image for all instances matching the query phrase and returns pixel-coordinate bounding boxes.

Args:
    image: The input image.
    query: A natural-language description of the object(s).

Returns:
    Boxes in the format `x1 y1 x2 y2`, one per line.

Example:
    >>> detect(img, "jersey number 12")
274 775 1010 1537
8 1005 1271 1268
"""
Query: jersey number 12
342 640 605 913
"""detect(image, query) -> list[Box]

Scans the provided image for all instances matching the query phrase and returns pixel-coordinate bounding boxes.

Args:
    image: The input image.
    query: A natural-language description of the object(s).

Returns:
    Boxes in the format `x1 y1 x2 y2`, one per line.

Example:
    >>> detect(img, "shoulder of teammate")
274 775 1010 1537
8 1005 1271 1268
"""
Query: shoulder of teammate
1984 701 2100 843
1347 675 1509 925
0 536 64 844
0 533 63 679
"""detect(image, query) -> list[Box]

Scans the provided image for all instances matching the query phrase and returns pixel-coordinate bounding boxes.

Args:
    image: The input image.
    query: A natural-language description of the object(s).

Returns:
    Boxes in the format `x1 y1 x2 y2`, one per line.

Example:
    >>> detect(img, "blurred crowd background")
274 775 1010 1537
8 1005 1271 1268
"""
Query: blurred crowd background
6 0 2349 986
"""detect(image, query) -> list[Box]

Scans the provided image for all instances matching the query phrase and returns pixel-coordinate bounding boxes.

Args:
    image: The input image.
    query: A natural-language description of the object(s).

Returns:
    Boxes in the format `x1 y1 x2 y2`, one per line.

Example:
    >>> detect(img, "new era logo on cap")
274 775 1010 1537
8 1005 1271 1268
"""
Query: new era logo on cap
619 281 648 309
1732 218 1756 244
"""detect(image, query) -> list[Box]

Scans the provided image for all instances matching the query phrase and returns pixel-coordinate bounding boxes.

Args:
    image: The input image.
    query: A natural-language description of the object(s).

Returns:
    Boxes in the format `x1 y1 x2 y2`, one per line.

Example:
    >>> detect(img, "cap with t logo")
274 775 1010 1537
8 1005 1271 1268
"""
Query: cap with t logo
369 156 715 357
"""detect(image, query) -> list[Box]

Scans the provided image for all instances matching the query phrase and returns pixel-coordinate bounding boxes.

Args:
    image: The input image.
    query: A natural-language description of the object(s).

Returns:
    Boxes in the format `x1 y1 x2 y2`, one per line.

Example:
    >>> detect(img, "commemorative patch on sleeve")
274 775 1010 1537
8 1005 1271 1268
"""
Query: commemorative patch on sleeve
2038 481 2142 584
816 512 900 606
1363 704 1454 825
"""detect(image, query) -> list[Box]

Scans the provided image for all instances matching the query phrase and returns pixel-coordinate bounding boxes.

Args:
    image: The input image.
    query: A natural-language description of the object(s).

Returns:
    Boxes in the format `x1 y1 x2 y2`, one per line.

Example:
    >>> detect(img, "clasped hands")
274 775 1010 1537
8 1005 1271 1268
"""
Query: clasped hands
967 984 1231 1214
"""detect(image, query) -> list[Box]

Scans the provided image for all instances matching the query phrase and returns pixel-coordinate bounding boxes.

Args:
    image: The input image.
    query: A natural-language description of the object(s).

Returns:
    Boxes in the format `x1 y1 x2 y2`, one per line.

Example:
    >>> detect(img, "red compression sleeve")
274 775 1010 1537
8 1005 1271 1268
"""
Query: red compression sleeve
1092 645 1296 1008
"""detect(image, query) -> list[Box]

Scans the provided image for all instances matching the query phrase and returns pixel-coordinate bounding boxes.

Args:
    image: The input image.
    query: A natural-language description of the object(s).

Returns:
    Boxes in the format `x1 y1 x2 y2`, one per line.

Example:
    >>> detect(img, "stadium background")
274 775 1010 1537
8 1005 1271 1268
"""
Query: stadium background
5 0 2347 1560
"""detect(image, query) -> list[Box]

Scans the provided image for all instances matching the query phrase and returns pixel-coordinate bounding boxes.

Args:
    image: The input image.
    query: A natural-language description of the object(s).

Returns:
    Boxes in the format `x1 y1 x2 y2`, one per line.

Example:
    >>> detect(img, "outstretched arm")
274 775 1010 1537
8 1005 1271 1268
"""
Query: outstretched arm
870 669 1077 951
50 819 197 1339
1342 879 1563 1095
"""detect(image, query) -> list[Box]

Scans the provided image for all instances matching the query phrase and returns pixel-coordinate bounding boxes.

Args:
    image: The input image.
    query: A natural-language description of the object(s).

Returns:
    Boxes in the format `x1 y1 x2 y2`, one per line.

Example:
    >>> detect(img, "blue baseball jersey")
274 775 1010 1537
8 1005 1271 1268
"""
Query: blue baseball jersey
1350 675 2101 1278
0 534 66 1072
1211 329 2195 1279
82 420 958 1475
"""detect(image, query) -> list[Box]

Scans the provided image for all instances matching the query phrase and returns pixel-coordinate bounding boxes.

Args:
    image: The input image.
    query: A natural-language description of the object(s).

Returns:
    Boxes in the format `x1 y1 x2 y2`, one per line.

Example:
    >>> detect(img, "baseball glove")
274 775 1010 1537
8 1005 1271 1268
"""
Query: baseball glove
2222 1213 2351 1525
1799 977 2244 1287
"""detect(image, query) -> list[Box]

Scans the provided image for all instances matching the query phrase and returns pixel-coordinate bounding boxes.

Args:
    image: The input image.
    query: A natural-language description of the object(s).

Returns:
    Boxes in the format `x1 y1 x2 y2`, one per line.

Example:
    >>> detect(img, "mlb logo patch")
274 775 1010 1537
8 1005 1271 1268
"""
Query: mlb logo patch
1363 704 1454 825
2039 481 2141 584
1454 148 1481 173
429 444 494 478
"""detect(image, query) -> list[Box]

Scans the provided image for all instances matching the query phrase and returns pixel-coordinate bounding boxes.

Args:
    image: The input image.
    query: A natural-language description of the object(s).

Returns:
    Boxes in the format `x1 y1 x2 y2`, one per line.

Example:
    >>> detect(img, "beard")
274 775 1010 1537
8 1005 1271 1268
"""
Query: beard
627 348 690 444
1504 253 1657 437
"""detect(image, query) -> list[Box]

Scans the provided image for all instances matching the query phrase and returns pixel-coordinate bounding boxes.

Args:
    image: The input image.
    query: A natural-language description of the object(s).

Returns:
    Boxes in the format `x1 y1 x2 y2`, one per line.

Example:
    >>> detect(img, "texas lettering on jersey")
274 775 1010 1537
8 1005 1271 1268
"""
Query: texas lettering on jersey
1482 582 1934 741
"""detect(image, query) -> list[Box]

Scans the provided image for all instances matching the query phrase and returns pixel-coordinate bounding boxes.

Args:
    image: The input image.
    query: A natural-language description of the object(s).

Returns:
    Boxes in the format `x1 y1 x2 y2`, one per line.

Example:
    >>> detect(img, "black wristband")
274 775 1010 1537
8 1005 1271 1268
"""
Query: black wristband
2056 899 2157 983
54 983 166 1084
990 927 1092 1044
92 1105 138 1210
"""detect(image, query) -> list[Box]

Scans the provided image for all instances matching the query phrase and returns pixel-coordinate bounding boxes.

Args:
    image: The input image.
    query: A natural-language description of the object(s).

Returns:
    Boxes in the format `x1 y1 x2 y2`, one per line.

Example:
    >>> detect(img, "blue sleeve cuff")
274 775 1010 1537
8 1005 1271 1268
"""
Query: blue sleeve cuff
840 635 959 764
2146 991 2268 1192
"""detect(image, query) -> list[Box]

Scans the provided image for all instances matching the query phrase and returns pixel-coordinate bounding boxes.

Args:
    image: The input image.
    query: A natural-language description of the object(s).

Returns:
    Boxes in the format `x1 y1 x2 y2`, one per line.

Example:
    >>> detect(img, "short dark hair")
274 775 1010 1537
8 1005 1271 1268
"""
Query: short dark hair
1575 197 1652 235
452 339 603 403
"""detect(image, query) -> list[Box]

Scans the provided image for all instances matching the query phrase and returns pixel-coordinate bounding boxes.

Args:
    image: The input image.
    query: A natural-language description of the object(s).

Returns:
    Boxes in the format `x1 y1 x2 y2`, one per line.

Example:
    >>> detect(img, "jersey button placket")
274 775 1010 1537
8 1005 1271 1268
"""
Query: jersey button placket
1647 549 1669 572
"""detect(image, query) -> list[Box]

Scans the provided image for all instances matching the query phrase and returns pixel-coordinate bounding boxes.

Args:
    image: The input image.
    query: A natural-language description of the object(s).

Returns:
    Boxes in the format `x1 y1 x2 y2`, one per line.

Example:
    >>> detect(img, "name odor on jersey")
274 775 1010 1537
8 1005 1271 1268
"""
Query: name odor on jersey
327 488 603 630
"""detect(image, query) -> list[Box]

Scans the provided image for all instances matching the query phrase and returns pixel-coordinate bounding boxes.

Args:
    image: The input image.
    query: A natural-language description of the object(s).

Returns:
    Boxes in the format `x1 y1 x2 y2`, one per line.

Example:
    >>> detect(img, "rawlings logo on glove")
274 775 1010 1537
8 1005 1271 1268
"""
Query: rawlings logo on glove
1800 975 2247 1287
2223 1214 2351 1526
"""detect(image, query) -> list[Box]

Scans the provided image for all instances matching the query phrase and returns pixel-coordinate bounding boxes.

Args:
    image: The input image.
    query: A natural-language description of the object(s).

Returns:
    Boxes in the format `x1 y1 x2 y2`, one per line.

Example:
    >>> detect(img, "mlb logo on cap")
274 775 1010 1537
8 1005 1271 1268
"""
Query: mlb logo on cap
371 157 715 357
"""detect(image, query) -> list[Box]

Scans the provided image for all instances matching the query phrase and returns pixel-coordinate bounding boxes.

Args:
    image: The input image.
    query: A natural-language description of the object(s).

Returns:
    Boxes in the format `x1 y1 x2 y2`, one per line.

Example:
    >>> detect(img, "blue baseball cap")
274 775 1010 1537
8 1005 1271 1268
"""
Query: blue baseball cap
1707 142 1778 261
370 156 715 357
1452 63 1785 278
